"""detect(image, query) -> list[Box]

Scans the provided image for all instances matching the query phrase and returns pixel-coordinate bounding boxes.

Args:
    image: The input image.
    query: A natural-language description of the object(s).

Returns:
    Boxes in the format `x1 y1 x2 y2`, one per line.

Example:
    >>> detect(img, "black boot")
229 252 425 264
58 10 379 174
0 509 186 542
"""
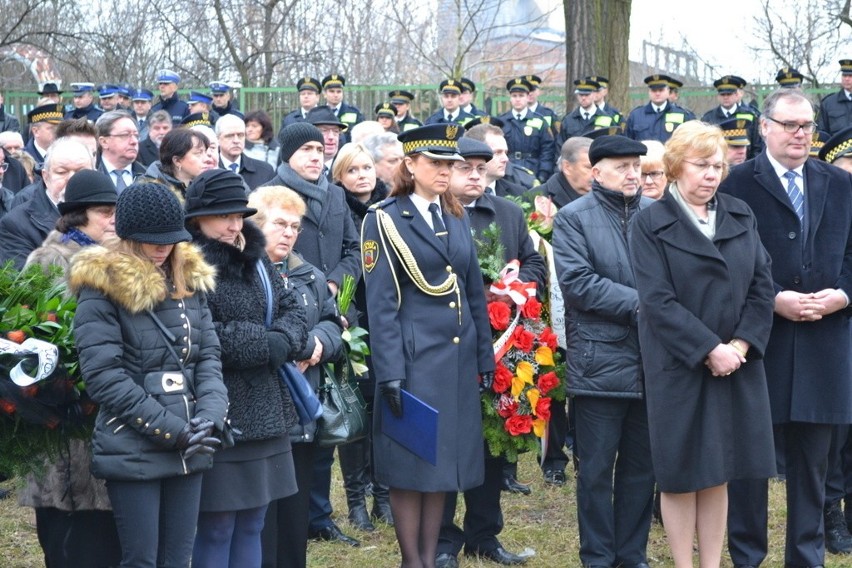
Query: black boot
825 501 852 554
338 439 375 532
371 482 394 526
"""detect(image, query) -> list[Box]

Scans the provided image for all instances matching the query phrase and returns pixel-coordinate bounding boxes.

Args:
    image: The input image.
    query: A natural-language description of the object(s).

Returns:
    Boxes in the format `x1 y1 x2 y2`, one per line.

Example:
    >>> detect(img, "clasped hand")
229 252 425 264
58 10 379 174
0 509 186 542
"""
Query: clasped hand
775 289 847 322
705 343 746 377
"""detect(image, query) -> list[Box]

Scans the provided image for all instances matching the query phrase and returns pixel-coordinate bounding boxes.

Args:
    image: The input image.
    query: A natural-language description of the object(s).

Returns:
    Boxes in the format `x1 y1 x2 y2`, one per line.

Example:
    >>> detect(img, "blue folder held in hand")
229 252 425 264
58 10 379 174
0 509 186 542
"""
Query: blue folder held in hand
381 389 439 466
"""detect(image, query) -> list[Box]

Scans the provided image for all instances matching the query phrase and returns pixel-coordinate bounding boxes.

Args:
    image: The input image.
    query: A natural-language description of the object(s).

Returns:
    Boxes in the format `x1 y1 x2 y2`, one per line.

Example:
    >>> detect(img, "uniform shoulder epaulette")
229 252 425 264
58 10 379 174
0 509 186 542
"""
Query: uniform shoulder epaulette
368 197 397 211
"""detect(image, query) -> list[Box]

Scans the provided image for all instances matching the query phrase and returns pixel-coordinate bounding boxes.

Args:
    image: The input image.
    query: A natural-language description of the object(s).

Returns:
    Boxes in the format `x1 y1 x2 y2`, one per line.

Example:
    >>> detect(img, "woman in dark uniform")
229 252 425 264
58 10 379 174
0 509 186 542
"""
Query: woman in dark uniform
361 124 495 568
629 121 775 568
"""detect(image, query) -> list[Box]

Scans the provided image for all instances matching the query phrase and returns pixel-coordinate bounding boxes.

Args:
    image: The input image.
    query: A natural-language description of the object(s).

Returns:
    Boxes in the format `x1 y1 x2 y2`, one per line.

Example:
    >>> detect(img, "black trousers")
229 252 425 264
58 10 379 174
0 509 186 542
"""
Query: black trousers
438 451 504 555
261 442 315 568
35 507 121 568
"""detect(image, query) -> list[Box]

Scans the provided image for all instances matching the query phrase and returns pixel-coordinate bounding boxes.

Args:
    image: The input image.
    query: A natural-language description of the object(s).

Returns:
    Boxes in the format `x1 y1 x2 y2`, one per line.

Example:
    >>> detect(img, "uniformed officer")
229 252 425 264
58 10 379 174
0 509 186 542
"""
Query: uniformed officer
558 78 617 147
131 89 154 140
586 75 621 124
150 69 189 126
389 89 422 132
424 80 475 126
321 74 364 143
499 78 555 184
810 130 830 159
665 77 697 119
187 92 215 117
97 84 120 112
776 66 804 89
24 104 63 165
625 74 694 143
719 118 750 166
210 81 244 119
702 76 763 158
524 74 559 137
375 102 399 133
65 83 103 123
181 112 213 128
280 77 322 134
818 59 852 136
819 124 852 173
459 78 486 117
116 83 134 109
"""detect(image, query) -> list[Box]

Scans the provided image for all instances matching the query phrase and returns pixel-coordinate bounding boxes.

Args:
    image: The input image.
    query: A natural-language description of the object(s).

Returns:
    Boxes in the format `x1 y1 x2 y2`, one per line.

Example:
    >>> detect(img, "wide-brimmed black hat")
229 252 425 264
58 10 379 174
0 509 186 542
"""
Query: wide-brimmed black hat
588 135 647 166
397 124 464 161
115 182 192 245
306 105 348 132
184 169 256 219
58 170 118 214
38 83 63 96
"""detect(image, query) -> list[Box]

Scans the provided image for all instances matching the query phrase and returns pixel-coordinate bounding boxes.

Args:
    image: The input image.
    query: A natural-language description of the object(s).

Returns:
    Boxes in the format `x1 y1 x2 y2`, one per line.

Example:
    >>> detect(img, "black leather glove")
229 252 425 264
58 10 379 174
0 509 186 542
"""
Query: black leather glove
174 422 208 450
267 331 291 370
380 379 404 418
182 417 220 458
479 371 494 394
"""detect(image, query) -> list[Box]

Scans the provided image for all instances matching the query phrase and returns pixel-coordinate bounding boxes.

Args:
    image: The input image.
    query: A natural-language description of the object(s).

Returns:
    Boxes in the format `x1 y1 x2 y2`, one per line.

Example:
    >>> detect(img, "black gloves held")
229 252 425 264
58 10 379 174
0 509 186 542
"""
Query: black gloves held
180 417 221 459
380 379 405 418
267 331 291 370
479 371 494 394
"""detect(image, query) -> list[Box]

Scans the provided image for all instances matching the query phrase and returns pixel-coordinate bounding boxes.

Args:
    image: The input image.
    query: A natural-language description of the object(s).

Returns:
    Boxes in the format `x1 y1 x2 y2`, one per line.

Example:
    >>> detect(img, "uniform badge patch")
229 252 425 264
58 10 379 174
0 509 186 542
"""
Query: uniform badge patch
363 240 379 272
524 126 533 136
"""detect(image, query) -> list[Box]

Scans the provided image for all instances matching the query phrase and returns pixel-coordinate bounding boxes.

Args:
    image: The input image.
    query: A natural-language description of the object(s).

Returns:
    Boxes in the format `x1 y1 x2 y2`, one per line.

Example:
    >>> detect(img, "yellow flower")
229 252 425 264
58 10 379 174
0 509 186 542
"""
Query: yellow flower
535 346 554 366
533 418 546 437
516 361 534 384
526 387 540 410
511 376 525 398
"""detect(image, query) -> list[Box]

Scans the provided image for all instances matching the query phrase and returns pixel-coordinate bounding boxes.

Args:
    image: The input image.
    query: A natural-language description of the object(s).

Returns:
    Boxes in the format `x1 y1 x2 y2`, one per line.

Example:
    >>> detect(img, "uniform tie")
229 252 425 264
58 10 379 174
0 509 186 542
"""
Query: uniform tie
446 113 454 122
112 170 127 192
582 112 589 121
783 170 804 223
428 203 448 249
516 113 523 121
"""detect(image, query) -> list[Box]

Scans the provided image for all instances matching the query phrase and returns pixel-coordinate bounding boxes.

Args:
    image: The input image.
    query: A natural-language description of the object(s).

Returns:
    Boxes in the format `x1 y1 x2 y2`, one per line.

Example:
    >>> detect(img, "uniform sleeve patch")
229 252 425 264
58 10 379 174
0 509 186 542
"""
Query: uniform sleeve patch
363 240 379 272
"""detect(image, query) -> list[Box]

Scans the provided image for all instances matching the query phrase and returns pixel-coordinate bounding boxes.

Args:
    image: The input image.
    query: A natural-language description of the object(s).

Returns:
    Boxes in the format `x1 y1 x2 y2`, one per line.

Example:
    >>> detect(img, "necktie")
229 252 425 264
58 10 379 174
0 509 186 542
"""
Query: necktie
582 112 589 121
516 113 523 121
112 170 127 192
428 203 448 248
447 113 454 122
229 163 238 173
783 171 804 223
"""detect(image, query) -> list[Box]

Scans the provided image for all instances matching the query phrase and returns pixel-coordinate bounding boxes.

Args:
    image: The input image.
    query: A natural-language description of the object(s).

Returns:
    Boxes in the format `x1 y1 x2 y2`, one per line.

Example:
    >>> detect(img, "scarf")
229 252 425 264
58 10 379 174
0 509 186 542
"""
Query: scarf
60 227 98 247
274 163 328 222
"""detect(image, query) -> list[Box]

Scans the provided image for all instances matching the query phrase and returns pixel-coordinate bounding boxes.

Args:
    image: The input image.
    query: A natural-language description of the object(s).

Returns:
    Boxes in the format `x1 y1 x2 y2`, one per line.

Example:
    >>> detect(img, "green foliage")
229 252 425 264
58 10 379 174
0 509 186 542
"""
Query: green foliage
474 222 506 282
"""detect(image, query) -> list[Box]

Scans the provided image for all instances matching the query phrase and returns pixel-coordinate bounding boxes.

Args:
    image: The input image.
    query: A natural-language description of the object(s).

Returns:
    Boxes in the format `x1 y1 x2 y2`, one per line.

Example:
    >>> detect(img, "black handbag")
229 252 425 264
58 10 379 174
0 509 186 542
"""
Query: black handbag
315 358 368 448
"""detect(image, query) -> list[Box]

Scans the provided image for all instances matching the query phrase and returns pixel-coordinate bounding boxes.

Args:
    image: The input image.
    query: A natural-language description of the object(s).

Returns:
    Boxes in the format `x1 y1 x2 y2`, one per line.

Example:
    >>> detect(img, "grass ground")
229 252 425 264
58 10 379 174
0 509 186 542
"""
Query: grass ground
2 453 852 567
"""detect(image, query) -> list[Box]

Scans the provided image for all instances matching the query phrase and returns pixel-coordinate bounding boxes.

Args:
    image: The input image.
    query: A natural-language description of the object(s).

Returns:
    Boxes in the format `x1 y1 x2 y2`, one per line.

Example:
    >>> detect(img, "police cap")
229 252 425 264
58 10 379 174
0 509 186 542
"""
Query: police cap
297 77 322 92
209 82 230 94
644 75 673 89
132 89 154 102
397 124 464 161
820 125 852 163
714 75 746 93
464 115 505 129
506 78 532 93
321 74 346 89
840 59 852 75
719 118 751 147
181 112 213 127
775 67 804 87
70 82 95 96
389 90 415 104
156 69 181 84
187 91 213 105
375 103 397 119
585 76 609 88
460 77 476 93
573 78 601 94
584 126 624 140
439 79 462 95
810 130 830 158
27 104 64 125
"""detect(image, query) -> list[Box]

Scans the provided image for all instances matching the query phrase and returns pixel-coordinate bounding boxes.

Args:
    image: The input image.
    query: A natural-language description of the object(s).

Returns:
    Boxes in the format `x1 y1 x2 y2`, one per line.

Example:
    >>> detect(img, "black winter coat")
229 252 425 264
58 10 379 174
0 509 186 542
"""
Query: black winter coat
0 185 58 269
70 243 229 481
191 221 308 442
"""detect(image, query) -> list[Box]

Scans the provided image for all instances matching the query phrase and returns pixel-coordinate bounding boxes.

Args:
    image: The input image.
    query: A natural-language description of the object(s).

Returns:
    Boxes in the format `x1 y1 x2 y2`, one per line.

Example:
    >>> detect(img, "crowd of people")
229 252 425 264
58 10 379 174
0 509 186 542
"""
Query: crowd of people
0 60 851 568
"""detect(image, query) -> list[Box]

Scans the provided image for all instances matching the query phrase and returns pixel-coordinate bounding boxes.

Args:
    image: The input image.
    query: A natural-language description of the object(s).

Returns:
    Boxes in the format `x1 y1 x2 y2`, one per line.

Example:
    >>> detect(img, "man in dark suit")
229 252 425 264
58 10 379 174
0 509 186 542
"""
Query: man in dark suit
216 114 274 190
137 110 172 167
95 111 146 193
436 136 546 568
721 88 852 568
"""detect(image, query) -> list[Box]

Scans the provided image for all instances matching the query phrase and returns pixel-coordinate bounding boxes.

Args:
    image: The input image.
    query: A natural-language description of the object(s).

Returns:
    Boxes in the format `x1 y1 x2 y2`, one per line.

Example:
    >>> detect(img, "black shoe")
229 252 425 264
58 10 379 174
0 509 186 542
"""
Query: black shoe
501 474 531 495
825 502 852 554
371 501 394 526
348 504 375 532
308 522 361 547
467 546 527 565
543 469 566 486
435 553 459 568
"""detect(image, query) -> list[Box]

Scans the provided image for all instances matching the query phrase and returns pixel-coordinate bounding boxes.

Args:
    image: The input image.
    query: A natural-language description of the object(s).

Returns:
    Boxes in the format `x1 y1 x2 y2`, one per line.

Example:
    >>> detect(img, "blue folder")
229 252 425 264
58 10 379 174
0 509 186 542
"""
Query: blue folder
380 389 439 466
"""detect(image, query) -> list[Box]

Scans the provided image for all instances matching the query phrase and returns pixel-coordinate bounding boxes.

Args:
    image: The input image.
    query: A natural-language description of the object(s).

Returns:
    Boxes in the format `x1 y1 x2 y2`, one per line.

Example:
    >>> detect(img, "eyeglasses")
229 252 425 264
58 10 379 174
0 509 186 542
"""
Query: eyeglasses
764 115 817 134
642 171 664 181
452 163 488 176
683 160 725 174
106 132 139 140
270 220 303 233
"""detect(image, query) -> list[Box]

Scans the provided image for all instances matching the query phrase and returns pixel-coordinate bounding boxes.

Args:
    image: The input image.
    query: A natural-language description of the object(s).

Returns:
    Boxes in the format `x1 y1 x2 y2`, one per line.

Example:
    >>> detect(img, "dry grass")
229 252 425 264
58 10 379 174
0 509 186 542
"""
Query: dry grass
3 456 852 567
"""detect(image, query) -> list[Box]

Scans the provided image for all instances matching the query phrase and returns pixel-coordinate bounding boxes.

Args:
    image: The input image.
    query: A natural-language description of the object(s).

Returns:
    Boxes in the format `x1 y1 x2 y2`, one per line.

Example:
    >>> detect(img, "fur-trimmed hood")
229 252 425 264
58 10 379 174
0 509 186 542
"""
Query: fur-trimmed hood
189 219 267 281
68 242 215 314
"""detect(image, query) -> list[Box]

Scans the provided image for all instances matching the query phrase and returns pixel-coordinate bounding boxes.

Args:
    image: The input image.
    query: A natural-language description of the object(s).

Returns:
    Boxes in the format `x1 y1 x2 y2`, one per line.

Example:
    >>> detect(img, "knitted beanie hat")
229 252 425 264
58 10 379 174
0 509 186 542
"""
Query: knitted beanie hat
278 122 324 163
115 181 191 245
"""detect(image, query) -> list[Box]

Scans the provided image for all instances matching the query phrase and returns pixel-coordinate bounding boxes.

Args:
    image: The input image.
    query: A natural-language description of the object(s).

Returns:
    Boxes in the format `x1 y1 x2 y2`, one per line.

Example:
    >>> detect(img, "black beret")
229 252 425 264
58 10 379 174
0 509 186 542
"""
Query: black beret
588 135 647 166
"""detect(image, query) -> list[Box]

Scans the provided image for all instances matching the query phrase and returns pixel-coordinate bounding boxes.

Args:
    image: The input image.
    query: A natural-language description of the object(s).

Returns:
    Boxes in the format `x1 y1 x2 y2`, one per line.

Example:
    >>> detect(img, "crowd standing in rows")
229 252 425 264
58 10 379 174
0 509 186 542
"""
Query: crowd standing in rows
0 59 852 568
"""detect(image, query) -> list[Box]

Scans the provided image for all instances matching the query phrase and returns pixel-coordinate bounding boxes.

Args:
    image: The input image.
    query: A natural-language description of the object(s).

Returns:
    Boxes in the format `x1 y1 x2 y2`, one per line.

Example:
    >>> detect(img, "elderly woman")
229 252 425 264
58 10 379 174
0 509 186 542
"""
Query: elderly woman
248 185 345 568
20 170 121 568
244 110 280 167
150 129 214 198
332 142 393 531
185 169 307 568
361 124 494 567
629 121 776 568
639 140 667 200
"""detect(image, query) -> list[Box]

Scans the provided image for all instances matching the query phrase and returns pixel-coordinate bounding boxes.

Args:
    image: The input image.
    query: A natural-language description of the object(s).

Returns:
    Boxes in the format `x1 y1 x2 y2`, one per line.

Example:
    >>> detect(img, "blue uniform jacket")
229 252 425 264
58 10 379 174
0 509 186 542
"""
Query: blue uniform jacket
625 101 695 143
498 110 556 183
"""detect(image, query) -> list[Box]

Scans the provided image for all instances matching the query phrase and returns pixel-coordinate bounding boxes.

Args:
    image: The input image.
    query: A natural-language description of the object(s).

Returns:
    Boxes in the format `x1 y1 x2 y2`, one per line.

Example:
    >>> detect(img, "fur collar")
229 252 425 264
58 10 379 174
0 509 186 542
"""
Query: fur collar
68 242 215 314
190 219 267 281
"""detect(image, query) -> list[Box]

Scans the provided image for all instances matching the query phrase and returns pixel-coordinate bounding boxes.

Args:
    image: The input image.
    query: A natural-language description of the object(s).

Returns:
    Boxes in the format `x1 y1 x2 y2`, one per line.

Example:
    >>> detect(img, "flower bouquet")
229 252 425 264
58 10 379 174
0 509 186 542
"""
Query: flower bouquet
0 263 95 477
481 261 565 462
336 274 370 376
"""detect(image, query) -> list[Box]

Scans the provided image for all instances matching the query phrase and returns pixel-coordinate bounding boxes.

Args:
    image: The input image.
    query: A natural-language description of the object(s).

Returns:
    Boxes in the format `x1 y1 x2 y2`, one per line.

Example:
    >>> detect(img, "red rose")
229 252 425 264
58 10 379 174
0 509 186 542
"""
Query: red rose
537 371 559 395
535 397 552 421
521 298 541 319
493 363 513 393
0 399 16 414
496 394 518 418
487 301 512 331
539 327 558 350
505 414 533 436
511 326 535 352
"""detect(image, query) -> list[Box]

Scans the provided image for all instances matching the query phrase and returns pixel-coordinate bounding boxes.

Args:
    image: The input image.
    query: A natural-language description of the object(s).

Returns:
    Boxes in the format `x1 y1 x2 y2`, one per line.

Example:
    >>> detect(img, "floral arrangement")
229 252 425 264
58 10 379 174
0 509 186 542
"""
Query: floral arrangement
0 263 95 477
336 273 370 376
474 223 565 462
506 194 557 241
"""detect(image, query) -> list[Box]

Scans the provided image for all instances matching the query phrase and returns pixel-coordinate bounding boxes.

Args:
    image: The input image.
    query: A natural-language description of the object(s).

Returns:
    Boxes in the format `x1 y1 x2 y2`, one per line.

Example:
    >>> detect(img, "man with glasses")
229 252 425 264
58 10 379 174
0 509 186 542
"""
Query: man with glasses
722 88 852 568
151 69 189 126
95 111 145 193
436 136 545 568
